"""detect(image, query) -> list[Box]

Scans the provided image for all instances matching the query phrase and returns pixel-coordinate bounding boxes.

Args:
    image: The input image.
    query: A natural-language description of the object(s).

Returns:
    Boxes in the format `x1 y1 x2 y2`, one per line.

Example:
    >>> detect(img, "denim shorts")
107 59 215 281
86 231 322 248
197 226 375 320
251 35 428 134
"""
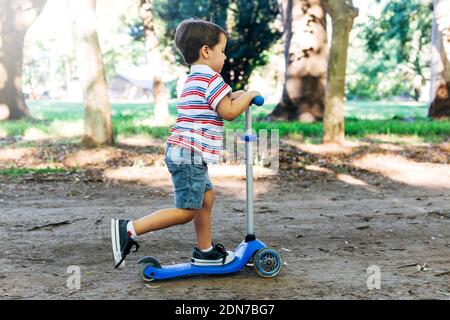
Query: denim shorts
164 143 213 209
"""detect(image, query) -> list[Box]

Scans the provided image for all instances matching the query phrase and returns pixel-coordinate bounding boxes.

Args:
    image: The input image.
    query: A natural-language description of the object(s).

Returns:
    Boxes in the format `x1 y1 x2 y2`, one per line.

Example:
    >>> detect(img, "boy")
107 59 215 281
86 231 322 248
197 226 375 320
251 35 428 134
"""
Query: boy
111 18 261 269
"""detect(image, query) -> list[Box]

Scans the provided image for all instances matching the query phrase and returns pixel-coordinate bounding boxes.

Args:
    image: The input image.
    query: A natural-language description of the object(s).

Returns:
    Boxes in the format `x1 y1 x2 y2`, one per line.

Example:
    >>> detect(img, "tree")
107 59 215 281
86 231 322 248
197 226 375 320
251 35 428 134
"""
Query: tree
139 0 170 125
152 0 281 90
429 0 450 118
0 0 47 120
269 0 328 122
350 0 432 100
69 0 113 145
322 0 358 144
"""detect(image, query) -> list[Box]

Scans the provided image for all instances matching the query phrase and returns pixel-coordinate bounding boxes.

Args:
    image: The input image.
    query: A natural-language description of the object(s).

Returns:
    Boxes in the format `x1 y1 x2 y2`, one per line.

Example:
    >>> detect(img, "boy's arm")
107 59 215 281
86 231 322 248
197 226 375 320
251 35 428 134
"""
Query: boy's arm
216 90 261 121
231 90 246 101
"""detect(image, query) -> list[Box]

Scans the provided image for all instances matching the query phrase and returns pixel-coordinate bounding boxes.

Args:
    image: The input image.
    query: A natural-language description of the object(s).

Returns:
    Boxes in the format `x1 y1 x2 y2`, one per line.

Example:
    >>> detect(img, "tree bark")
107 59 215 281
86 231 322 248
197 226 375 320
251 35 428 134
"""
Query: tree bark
0 0 47 120
270 0 328 122
322 0 358 144
69 0 113 146
140 0 170 125
429 0 450 119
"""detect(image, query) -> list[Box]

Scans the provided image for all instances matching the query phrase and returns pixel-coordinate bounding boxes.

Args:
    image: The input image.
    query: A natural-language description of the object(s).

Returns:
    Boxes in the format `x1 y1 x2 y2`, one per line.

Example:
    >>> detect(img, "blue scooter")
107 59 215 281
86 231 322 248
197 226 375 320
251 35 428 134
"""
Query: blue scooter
137 96 282 281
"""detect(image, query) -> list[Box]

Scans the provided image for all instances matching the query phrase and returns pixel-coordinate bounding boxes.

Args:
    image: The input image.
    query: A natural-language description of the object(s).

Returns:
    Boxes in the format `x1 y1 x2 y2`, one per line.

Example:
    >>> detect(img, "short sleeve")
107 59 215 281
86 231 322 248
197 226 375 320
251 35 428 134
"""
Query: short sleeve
205 74 232 111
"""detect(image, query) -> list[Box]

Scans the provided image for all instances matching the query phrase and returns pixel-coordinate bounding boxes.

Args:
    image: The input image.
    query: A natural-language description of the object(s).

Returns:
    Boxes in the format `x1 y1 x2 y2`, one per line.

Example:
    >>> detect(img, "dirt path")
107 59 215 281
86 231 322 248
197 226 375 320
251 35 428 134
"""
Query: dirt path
1 175 449 299
0 140 449 299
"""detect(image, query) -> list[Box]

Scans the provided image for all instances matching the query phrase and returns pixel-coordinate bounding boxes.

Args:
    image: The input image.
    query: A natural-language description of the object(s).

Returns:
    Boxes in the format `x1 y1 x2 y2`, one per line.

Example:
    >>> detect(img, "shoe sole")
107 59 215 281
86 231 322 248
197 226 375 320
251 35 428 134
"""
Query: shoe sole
111 219 125 268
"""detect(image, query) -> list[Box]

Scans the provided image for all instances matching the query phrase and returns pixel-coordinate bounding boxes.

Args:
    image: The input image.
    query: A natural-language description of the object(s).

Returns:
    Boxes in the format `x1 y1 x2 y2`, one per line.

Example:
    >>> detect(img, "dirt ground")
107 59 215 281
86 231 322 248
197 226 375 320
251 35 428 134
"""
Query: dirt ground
0 137 449 300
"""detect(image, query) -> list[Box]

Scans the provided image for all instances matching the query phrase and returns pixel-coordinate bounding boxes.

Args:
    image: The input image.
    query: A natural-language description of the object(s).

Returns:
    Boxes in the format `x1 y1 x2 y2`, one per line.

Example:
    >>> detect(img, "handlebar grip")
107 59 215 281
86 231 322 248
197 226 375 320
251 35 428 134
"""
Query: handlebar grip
251 95 265 106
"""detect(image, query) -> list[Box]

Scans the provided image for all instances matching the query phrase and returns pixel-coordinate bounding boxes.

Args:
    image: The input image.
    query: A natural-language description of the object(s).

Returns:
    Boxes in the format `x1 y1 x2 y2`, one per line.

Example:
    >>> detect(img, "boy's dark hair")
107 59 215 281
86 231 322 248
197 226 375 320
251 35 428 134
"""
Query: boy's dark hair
175 18 228 65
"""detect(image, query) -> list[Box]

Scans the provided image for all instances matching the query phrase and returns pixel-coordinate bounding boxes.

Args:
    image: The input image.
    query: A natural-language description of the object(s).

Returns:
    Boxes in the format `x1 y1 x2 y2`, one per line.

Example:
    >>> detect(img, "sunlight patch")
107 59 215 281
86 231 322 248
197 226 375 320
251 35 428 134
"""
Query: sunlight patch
0 148 35 161
286 139 364 155
0 104 9 120
49 120 84 138
64 148 121 167
305 165 334 174
352 154 450 189
365 134 427 145
103 164 274 199
117 134 165 147
23 128 52 141
208 164 277 179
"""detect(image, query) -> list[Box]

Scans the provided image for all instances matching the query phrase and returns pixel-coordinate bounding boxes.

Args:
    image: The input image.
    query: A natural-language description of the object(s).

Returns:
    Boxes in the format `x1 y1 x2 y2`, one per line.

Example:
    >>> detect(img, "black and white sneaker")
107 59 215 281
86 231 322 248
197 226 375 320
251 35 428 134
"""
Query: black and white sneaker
191 243 235 266
111 219 140 269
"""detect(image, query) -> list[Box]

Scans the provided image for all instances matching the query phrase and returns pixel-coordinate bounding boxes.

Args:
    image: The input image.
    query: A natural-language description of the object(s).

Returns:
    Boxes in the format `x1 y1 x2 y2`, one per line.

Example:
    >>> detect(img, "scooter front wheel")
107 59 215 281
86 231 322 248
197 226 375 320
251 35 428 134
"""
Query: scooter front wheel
253 248 282 278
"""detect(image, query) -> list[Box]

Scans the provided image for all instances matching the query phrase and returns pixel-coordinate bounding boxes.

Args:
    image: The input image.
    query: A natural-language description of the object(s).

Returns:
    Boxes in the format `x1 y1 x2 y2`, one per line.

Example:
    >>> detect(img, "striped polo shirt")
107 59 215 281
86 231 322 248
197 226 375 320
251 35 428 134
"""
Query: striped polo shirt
167 64 231 164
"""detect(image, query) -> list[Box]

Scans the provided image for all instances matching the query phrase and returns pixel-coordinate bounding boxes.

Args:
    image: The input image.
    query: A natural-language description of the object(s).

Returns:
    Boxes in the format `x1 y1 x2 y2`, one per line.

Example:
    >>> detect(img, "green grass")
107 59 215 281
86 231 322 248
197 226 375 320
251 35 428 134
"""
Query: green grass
0 100 448 142
0 167 74 176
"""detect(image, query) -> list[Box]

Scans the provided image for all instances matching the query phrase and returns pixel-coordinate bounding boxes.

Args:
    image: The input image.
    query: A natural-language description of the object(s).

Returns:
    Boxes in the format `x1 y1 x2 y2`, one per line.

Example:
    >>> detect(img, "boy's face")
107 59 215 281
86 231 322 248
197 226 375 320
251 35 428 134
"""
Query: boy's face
208 33 227 73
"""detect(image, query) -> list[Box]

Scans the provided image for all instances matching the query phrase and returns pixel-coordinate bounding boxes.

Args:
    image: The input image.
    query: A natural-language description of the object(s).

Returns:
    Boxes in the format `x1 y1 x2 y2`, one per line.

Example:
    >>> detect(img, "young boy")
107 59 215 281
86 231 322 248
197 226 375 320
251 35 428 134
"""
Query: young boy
111 18 261 269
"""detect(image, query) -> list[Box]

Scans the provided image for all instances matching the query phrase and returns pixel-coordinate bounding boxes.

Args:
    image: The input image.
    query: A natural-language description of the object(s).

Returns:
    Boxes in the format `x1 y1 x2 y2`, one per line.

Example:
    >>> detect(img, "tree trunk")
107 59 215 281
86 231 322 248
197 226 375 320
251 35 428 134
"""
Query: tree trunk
322 0 358 144
140 0 170 125
270 0 328 122
429 0 450 118
0 0 47 120
69 0 113 146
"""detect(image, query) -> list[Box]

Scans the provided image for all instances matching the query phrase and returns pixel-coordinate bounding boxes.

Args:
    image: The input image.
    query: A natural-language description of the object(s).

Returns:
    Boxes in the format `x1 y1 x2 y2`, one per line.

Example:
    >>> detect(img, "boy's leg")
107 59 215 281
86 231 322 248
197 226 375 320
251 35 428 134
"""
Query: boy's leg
193 189 214 250
190 188 236 266
111 208 197 269
132 207 197 235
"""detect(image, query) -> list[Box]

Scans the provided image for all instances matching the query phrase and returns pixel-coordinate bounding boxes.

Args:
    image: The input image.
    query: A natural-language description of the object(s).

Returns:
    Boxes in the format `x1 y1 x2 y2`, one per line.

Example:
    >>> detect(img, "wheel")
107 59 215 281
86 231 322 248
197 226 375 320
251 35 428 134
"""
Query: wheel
139 262 159 282
253 247 282 278
137 257 161 282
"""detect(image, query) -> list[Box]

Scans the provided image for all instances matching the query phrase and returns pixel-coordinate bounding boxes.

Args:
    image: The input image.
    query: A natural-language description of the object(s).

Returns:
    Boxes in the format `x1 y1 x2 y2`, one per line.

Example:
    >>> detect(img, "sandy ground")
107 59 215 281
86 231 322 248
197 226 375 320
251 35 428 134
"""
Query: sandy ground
0 139 449 300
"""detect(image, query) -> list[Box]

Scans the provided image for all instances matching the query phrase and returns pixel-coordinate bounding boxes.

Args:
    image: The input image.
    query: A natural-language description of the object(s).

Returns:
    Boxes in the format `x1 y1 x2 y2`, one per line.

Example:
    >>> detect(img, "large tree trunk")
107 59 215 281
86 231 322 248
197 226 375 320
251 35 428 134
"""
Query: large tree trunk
69 0 113 146
429 0 450 118
0 0 47 120
322 0 358 144
270 0 328 122
140 0 170 125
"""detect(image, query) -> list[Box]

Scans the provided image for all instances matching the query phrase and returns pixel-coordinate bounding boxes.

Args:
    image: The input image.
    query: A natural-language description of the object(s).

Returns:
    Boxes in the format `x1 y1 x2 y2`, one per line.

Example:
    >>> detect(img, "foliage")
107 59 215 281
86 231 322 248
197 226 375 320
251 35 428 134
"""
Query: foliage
347 0 433 100
150 0 281 90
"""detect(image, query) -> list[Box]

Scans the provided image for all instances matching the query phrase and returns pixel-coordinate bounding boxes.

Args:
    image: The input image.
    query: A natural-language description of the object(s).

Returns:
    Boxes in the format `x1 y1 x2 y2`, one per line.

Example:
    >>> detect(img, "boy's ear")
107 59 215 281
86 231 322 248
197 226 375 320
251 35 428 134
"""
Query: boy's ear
200 45 209 59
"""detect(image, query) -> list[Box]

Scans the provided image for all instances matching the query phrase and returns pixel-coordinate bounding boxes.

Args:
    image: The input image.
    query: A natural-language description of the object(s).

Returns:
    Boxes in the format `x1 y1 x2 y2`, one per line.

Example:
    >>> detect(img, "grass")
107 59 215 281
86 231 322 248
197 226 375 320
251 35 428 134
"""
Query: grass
0 167 74 176
0 100 448 143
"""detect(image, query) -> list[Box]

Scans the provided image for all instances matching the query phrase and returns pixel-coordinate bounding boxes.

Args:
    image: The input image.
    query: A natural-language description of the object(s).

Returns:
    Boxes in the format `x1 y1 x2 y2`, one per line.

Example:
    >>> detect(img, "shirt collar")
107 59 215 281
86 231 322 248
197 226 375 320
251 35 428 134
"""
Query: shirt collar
190 64 216 74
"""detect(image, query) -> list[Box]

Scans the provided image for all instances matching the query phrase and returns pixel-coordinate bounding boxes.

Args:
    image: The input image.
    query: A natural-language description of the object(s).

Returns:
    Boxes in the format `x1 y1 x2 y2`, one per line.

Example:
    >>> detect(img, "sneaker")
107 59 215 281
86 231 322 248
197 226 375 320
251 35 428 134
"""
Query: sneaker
191 243 235 266
111 219 140 269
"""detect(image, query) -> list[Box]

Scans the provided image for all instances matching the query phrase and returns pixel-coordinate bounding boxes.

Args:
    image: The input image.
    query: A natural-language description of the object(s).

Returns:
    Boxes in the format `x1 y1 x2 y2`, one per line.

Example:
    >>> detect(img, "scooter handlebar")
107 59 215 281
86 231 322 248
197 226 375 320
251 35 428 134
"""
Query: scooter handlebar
251 95 265 106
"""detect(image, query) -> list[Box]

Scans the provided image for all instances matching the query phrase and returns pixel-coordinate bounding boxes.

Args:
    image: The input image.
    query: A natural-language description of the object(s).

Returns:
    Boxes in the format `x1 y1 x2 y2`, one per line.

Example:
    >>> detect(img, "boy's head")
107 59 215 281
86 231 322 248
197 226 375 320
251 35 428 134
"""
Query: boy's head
175 18 228 73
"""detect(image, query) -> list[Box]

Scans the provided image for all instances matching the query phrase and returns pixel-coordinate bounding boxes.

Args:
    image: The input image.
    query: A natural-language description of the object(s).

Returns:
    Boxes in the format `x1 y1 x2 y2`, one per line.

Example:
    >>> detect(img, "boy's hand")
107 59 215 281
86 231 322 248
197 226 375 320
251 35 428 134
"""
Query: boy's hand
217 90 263 121
249 90 262 103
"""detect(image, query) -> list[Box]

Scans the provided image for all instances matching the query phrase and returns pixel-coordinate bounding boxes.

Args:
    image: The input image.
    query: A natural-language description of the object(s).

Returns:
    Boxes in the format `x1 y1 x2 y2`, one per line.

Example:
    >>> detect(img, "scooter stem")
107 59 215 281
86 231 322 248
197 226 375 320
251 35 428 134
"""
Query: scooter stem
245 107 254 238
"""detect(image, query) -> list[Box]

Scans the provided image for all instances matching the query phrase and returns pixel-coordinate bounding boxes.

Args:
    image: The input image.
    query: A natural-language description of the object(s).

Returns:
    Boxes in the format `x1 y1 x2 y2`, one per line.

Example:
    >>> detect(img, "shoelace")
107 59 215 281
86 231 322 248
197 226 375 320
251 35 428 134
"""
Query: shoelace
214 243 229 265
115 239 140 269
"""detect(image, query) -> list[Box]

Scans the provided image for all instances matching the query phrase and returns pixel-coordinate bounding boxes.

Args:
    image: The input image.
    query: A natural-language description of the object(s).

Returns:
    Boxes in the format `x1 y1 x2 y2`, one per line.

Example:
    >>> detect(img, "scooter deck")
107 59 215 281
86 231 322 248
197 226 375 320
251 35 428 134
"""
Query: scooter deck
139 239 266 280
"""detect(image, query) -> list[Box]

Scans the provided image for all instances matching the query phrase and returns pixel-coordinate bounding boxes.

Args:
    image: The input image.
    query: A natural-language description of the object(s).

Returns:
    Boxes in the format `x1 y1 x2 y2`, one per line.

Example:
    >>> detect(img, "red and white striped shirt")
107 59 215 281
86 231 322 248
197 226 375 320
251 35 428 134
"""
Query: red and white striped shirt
167 64 231 163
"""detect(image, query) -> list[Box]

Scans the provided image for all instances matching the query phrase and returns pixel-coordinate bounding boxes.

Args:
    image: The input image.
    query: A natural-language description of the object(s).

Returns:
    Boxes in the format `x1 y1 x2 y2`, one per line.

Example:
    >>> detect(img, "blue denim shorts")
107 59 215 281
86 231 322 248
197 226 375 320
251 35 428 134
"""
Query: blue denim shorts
164 143 213 209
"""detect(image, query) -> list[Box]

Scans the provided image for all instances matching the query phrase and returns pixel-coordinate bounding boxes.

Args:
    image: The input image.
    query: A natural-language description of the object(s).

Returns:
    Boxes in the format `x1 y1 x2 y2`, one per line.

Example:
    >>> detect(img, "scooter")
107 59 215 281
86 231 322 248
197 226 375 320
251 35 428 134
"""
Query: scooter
137 96 282 281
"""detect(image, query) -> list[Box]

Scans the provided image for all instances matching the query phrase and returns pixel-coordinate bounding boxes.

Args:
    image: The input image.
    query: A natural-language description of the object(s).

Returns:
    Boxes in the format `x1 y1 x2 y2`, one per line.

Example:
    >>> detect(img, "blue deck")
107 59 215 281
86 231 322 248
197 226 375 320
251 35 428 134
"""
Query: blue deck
141 239 266 280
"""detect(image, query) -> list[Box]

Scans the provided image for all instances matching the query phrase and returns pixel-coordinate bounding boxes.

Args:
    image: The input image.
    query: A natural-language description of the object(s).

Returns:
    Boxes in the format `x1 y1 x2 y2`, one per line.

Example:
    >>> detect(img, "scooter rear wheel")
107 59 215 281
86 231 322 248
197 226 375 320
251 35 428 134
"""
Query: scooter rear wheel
253 247 282 278
139 263 159 282
138 258 161 282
